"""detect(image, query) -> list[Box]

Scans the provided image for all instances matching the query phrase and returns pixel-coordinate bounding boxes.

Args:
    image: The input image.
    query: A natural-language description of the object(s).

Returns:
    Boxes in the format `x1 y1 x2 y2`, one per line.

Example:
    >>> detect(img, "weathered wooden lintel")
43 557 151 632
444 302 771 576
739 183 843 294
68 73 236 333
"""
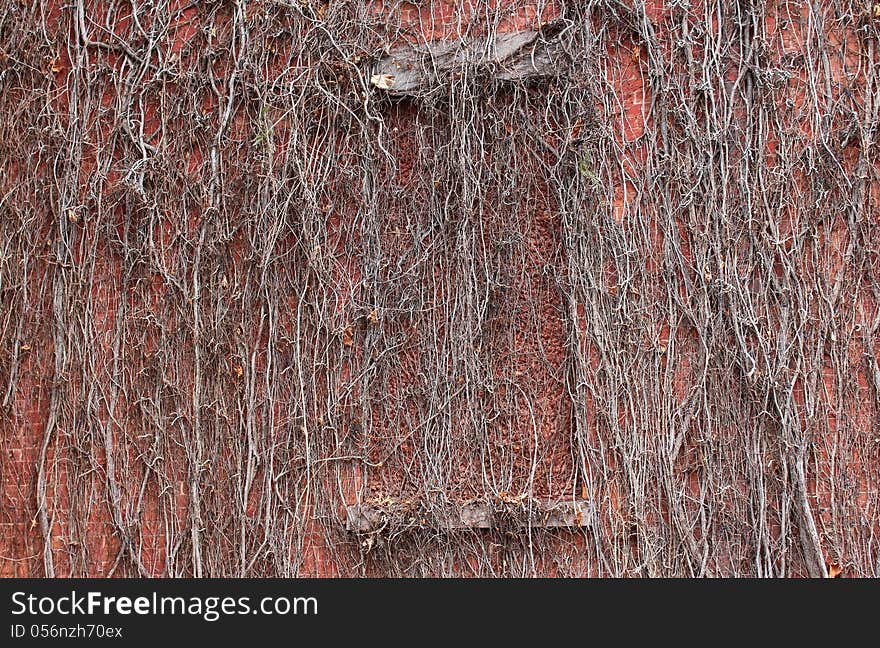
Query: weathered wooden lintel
370 24 566 96
346 500 592 533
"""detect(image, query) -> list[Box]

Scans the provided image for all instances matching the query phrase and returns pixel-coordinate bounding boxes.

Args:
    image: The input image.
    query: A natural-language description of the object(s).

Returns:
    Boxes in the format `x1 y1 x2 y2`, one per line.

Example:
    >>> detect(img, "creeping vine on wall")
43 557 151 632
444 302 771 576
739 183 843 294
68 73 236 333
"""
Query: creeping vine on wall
1 0 879 576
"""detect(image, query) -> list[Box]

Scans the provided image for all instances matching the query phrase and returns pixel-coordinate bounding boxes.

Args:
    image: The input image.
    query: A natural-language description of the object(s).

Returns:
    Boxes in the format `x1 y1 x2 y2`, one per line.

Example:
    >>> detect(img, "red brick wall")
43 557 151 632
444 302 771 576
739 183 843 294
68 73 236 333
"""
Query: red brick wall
2 0 879 577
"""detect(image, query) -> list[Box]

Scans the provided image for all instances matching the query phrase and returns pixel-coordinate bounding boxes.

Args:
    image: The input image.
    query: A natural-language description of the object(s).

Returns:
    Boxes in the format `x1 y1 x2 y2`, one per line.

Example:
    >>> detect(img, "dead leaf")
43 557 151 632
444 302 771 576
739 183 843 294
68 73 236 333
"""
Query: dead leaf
234 365 243 378
342 325 354 346
367 309 378 325
826 561 842 578
370 73 395 90
67 208 78 223
581 484 588 500
874 4 880 19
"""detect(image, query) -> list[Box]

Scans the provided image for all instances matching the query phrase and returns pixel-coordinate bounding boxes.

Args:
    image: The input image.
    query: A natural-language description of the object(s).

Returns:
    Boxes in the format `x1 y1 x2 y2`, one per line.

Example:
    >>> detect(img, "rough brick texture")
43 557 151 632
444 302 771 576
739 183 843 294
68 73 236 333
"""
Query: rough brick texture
1 1 879 576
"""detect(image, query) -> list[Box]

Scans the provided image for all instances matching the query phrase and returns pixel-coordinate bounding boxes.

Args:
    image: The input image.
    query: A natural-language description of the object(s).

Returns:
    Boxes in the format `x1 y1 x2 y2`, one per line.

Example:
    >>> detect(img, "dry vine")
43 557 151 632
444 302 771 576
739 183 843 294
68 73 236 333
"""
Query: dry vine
0 0 879 576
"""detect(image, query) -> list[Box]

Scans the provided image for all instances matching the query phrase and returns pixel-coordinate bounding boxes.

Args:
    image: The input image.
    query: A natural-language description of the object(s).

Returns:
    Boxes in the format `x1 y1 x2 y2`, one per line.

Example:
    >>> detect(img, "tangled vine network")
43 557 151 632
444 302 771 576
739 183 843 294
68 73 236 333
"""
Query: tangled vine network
1 0 879 577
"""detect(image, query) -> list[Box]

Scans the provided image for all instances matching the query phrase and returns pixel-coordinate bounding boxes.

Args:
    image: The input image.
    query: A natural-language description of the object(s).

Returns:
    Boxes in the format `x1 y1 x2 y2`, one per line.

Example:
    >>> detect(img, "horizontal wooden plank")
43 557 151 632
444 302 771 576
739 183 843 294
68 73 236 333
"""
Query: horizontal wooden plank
370 23 566 96
345 500 593 533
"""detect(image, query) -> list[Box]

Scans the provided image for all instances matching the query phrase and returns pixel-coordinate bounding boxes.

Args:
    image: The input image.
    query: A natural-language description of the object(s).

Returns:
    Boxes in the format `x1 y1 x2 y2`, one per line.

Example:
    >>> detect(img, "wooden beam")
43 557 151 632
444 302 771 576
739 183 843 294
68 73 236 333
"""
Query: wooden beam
345 500 592 533
370 23 566 97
